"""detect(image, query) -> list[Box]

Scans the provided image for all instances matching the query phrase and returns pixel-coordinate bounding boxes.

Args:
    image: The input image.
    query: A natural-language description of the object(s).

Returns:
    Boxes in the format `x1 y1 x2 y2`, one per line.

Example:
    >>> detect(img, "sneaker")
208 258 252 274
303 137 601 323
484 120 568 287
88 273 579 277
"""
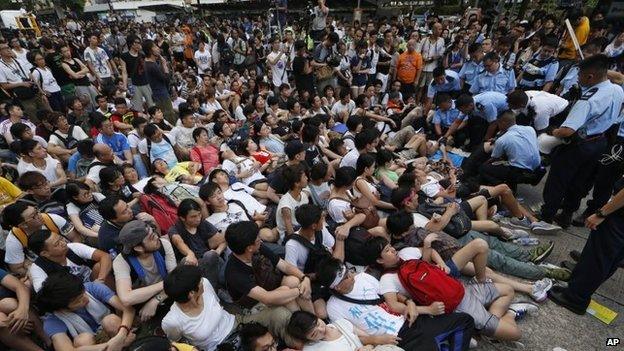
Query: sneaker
509 302 539 321
530 221 562 235
531 278 553 302
501 227 530 241
571 212 588 227
529 241 555 264
508 216 532 230
544 266 572 281
469 338 478 349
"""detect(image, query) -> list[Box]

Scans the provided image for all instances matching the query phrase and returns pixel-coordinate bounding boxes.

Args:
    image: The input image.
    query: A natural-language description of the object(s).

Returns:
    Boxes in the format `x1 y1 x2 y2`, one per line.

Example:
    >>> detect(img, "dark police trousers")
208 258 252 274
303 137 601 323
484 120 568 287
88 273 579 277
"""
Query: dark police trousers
541 136 607 220
565 213 624 306
581 135 624 215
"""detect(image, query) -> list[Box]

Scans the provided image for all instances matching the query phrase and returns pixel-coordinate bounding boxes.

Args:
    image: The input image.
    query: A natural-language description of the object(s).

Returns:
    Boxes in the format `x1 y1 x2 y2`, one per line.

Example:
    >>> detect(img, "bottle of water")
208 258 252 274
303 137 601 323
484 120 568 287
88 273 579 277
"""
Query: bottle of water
513 237 540 246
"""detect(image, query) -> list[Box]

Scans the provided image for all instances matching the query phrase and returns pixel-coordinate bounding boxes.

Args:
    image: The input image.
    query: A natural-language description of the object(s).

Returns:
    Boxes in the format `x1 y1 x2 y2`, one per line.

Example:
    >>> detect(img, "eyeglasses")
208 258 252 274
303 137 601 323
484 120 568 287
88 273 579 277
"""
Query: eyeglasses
21 209 41 225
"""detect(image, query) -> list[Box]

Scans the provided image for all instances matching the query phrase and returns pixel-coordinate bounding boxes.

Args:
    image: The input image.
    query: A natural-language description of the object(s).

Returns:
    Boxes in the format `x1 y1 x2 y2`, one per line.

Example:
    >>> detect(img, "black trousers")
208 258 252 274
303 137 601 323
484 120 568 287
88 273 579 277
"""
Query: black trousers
541 136 607 220
465 116 489 150
479 162 528 190
565 214 624 306
582 135 624 215
398 312 474 351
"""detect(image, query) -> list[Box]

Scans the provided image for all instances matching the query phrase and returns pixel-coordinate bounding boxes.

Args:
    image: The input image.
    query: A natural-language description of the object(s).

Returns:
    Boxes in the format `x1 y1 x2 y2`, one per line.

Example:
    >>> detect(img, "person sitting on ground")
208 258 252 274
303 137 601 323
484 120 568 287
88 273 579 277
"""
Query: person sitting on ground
94 117 133 164
168 198 226 290
316 257 475 350
189 127 220 176
28 229 112 292
17 139 67 187
2 202 78 276
209 168 268 211
17 171 69 217
266 140 309 203
98 195 154 254
113 220 177 323
85 143 120 190
109 97 136 133
139 123 179 171
363 236 537 342
10 121 48 149
67 139 96 181
48 112 89 164
65 181 106 242
37 272 135 351
276 164 312 239
239 323 279 351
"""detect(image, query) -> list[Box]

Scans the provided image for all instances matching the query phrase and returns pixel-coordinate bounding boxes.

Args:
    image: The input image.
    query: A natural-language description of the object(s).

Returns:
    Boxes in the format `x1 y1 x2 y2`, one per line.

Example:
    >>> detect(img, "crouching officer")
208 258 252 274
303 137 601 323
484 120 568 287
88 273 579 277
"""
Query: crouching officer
549 182 624 314
540 54 624 227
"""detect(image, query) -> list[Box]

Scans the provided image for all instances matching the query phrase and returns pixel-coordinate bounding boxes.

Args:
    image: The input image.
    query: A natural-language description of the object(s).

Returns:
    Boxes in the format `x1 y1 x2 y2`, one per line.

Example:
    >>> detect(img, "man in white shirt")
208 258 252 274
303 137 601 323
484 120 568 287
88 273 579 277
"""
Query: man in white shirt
27 229 112 292
10 37 32 73
267 36 289 91
417 23 445 102
507 89 569 132
339 128 378 169
83 33 115 92
194 41 212 76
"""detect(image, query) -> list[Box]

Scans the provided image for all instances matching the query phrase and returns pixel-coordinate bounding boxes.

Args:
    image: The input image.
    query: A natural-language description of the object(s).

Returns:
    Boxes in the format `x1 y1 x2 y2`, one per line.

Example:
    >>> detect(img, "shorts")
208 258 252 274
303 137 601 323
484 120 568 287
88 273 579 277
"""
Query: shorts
418 71 434 88
445 259 461 278
460 201 475 220
455 281 500 336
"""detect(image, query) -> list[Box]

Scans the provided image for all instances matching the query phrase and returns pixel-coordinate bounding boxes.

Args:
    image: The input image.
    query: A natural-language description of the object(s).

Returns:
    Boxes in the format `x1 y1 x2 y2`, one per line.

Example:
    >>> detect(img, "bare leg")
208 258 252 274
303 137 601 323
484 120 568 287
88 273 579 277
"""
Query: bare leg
467 195 488 220
451 238 489 282
471 220 508 238
282 276 314 313
462 264 533 295
489 284 521 341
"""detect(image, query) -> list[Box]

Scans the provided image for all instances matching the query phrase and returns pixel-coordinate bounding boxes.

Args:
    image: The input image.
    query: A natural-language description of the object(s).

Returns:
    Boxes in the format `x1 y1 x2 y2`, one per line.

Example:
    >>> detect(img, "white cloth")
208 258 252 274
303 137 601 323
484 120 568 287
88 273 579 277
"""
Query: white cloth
32 67 61 93
83 47 112 78
267 51 289 88
30 242 97 292
285 228 335 271
48 127 89 147
223 183 266 216
194 49 212 74
524 91 569 131
303 319 361 351
17 156 61 182
162 278 236 351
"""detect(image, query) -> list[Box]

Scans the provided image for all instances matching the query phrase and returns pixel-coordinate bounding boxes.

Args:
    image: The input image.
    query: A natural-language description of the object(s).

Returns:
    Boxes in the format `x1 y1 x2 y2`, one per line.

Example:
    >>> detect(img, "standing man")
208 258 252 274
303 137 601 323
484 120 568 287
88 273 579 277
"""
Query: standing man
395 39 422 99
120 34 154 113
310 0 329 43
548 185 624 315
540 55 624 227
143 40 176 125
417 22 445 103
83 33 116 94
267 36 289 93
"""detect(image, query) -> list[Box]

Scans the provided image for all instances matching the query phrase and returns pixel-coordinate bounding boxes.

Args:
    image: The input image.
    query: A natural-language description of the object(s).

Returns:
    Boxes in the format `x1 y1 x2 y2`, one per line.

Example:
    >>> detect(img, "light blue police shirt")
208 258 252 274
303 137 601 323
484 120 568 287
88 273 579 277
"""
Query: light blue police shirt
461 91 509 123
433 103 461 128
561 80 624 137
469 64 516 95
518 54 560 89
427 70 461 98
458 60 482 86
491 125 540 170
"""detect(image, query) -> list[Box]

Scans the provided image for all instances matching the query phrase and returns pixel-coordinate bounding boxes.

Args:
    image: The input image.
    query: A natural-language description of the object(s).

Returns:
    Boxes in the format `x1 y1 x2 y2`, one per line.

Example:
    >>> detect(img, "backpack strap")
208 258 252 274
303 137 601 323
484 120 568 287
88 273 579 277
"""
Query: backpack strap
123 242 167 283
227 199 253 220
41 214 60 234
285 231 323 252
331 291 383 305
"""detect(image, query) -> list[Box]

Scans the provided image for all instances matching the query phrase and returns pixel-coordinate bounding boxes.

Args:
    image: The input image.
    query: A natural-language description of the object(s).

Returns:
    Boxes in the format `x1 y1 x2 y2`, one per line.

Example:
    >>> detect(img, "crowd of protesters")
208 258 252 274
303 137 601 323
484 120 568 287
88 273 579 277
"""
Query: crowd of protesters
0 1 623 350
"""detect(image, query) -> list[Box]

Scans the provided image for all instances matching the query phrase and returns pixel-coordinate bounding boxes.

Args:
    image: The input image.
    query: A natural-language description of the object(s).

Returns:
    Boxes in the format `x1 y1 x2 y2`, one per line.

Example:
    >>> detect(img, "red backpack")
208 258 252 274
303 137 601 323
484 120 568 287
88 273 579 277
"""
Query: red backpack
397 259 465 313
139 194 178 234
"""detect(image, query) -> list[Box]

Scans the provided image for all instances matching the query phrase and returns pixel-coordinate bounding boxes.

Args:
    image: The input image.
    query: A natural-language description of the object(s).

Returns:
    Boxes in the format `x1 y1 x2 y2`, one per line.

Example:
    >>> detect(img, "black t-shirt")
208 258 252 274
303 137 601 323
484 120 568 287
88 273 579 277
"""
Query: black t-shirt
377 48 393 75
121 52 148 86
45 51 71 86
269 162 310 195
304 145 324 168
168 220 218 258
224 243 280 309
292 56 314 92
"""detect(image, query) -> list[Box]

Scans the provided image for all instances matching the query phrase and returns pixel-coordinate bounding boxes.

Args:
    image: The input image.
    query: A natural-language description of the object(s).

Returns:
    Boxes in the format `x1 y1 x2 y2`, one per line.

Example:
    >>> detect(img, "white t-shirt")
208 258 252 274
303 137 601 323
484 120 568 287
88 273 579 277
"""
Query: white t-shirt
127 131 142 150
162 278 236 351
303 319 362 351
4 214 71 265
420 37 445 72
207 202 251 233
32 67 61 93
326 272 405 336
276 191 310 235
327 197 351 224
378 247 423 296
412 213 431 228
222 157 266 186
83 46 112 78
170 125 196 149
223 183 266 216
421 176 443 198
525 90 569 131
17 156 61 182
339 148 359 169
267 51 289 88
331 100 356 118
30 242 97 292
0 58 29 84
194 49 212 74
85 159 107 185
48 127 89 147
66 193 106 216
285 228 335 271
12 48 32 73
112 238 177 286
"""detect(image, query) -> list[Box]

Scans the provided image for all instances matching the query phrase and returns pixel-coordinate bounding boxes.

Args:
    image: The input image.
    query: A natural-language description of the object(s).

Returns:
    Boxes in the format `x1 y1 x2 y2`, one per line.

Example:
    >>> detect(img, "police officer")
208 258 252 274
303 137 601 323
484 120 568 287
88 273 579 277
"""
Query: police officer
540 54 624 227
479 110 541 188
469 52 516 95
424 66 461 115
506 89 569 132
452 91 508 150
517 35 560 92
459 42 484 93
548 184 624 315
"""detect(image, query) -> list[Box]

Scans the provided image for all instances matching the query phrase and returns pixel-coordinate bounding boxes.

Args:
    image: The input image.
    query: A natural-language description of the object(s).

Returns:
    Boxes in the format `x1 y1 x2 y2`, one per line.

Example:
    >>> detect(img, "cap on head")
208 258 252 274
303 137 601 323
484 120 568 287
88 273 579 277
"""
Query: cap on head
117 220 150 255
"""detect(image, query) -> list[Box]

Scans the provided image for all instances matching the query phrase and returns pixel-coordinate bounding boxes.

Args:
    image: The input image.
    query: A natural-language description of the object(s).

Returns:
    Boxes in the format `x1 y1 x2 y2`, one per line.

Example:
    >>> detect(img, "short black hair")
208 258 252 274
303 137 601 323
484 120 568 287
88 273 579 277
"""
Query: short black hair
316 257 344 288
301 124 320 144
346 115 362 132
506 89 528 109
390 187 413 210
354 128 378 150
28 229 53 256
334 166 356 188
578 54 610 77
455 94 474 108
355 152 376 176
192 127 208 142
295 203 322 229
310 162 328 181
163 264 202 303
9 122 30 139
98 195 124 221
483 51 500 62
20 138 39 156
468 42 482 54
283 164 306 191
362 236 389 266
433 66 446 78
131 116 147 129
240 323 271 351
77 139 95 158
225 221 259 255
178 198 202 217
143 123 159 139
37 272 84 313
2 201 29 228
286 311 318 342
198 182 220 202
386 210 414 237
18 171 47 190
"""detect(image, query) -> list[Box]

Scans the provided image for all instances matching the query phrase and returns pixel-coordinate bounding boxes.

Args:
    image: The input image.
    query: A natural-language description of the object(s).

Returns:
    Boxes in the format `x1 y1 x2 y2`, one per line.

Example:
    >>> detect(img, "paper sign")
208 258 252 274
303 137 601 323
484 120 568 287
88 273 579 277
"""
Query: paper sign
586 299 618 325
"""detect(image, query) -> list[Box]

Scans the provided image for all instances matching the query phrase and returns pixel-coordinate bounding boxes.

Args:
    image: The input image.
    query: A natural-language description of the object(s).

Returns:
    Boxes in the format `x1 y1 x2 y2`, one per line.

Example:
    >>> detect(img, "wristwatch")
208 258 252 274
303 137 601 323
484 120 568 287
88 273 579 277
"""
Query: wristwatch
155 293 165 305
595 209 607 218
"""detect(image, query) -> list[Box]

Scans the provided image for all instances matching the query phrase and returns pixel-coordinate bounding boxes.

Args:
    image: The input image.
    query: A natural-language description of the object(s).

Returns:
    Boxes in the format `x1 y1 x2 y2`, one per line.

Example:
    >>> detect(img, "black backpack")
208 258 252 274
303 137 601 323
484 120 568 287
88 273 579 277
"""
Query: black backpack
285 231 332 274
33 248 94 276
220 44 234 65
344 227 372 266
52 125 78 149
417 200 472 238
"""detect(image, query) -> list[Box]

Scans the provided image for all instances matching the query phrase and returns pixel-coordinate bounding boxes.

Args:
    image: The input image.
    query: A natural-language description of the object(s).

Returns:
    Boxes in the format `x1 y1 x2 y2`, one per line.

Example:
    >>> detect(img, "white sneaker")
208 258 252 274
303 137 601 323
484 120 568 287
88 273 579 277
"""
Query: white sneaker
531 221 562 235
531 278 553 302
469 338 478 349
509 302 539 320
501 227 530 240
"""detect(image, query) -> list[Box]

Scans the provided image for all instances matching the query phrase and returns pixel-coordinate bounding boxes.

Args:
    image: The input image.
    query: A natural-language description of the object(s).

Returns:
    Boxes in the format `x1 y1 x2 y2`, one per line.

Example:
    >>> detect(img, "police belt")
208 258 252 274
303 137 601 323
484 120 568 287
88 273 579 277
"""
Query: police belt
564 133 604 145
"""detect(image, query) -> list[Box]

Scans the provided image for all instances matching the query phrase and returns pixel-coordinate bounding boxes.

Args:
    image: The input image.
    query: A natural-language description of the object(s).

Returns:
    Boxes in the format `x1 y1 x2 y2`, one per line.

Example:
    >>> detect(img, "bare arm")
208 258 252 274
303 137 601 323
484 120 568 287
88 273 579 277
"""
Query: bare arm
115 276 163 306
69 214 99 238
91 249 112 282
